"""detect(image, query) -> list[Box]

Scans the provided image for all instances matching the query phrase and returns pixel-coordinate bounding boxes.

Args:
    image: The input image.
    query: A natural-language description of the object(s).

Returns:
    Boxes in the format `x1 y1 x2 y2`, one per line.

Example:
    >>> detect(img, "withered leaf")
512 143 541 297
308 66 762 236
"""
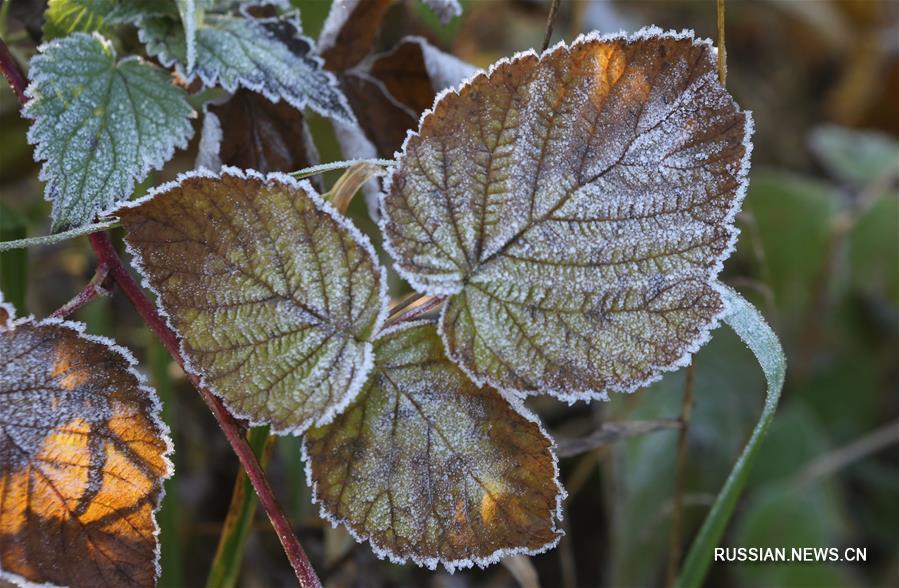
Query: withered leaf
318 0 393 71
197 89 319 175
381 29 753 401
304 322 563 571
117 169 388 434
0 303 172 587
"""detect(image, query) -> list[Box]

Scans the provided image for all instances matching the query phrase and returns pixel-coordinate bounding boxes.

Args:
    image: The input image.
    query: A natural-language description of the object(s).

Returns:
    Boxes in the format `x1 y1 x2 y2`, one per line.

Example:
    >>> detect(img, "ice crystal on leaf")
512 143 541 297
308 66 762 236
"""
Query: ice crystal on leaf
382 28 753 401
116 169 388 434
304 322 563 572
24 33 195 231
138 4 355 123
0 296 172 588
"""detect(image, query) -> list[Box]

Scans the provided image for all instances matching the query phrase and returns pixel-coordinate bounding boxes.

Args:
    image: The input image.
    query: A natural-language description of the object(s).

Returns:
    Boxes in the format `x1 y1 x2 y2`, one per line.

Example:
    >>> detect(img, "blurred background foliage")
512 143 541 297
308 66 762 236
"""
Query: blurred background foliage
0 0 897 587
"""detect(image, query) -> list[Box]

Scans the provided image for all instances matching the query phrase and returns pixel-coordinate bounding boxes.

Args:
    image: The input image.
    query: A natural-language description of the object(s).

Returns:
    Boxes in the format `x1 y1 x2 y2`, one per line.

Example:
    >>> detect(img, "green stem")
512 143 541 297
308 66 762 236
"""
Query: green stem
674 285 785 588
206 427 273 588
0 219 120 252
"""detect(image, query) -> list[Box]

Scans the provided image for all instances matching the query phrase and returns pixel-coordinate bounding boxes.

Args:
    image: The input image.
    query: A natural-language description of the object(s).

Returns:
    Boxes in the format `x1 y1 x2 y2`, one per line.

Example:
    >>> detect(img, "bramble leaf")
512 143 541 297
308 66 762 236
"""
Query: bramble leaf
138 8 354 123
24 33 195 231
382 28 753 401
117 169 388 434
304 322 562 571
197 89 319 174
0 299 172 587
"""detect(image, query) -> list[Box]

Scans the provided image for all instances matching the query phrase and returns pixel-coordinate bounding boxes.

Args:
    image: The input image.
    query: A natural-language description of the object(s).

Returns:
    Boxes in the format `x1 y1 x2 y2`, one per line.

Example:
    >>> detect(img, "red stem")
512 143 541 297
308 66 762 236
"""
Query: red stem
49 263 110 319
0 39 27 104
89 233 322 588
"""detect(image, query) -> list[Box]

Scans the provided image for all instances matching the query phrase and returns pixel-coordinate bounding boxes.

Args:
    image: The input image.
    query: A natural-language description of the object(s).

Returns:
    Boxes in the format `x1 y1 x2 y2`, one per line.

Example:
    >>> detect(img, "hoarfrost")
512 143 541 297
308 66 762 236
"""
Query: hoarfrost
116 168 389 434
23 33 195 231
381 28 753 401
0 310 172 587
304 322 563 572
138 8 355 124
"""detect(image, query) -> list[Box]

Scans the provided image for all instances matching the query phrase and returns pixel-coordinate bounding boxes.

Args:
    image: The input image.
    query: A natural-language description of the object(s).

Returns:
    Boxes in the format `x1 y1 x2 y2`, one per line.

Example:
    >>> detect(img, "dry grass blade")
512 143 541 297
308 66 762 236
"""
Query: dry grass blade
555 420 681 458
326 161 386 214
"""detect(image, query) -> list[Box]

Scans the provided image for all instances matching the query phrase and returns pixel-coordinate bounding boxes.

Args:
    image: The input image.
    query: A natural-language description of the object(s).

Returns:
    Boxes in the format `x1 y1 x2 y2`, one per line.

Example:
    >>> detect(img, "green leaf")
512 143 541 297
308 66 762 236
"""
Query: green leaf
675 285 785 588
0 295 173 587
303 322 563 571
138 8 354 123
42 0 177 39
809 124 899 186
24 33 195 231
117 168 388 434
381 29 752 400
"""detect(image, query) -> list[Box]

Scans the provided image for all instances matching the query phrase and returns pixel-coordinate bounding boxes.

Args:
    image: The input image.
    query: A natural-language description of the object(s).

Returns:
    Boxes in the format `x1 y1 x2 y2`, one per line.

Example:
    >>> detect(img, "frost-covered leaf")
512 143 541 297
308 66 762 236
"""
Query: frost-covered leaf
176 0 202 72
138 9 354 123
343 36 478 158
117 169 388 434
0 302 172 587
382 28 753 400
197 89 319 174
318 0 393 71
24 33 194 231
304 322 562 571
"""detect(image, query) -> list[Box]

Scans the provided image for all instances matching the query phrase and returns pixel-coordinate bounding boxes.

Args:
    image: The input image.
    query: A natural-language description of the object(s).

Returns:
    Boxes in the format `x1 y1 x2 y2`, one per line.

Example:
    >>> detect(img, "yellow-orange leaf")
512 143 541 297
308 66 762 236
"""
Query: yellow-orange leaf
0 303 172 588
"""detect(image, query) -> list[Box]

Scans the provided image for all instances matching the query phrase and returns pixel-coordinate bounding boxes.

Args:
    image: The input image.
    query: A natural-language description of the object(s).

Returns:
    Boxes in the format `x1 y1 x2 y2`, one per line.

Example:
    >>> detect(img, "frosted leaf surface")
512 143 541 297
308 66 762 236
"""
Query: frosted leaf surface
138 8 355 123
117 169 388 434
24 33 195 231
304 322 562 571
0 310 172 587
382 29 753 400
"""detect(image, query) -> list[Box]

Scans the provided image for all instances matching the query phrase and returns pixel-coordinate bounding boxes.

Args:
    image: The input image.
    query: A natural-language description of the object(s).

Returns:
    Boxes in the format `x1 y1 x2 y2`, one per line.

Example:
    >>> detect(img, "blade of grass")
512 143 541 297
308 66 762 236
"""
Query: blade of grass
207 427 274 588
674 285 785 588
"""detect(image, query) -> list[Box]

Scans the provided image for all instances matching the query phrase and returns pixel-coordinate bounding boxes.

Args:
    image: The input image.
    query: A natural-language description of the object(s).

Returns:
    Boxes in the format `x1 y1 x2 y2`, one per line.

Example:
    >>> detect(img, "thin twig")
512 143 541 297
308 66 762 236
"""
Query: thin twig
716 0 727 85
793 419 899 487
49 263 111 319
666 363 695 588
0 38 26 104
554 419 681 458
541 0 562 53
88 232 322 588
0 219 121 252
290 158 394 180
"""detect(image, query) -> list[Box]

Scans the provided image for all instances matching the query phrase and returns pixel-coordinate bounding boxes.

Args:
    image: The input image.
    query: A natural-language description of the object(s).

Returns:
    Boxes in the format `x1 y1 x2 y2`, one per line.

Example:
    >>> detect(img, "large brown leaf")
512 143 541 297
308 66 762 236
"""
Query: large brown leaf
381 29 753 401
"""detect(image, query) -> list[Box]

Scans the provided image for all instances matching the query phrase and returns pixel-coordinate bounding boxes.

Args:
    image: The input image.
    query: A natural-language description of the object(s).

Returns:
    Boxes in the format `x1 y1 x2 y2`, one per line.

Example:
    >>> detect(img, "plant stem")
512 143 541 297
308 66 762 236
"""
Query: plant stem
716 0 727 85
666 363 694 588
0 219 121 252
541 0 562 53
88 231 322 588
49 262 111 319
0 37 26 104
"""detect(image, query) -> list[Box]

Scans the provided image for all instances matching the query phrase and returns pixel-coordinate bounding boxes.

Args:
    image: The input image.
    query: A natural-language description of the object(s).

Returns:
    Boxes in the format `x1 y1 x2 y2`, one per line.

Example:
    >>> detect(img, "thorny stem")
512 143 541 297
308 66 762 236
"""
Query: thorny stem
0 38 26 104
49 263 111 319
541 0 562 53
88 232 323 588
666 363 695 588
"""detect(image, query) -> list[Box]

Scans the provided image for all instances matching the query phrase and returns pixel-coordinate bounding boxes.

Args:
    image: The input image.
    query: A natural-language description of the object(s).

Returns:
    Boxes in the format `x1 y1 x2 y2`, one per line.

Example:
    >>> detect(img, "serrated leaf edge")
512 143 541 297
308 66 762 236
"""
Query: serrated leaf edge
22 32 196 228
301 319 566 573
136 13 355 124
0 308 174 588
379 25 756 402
118 166 390 436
